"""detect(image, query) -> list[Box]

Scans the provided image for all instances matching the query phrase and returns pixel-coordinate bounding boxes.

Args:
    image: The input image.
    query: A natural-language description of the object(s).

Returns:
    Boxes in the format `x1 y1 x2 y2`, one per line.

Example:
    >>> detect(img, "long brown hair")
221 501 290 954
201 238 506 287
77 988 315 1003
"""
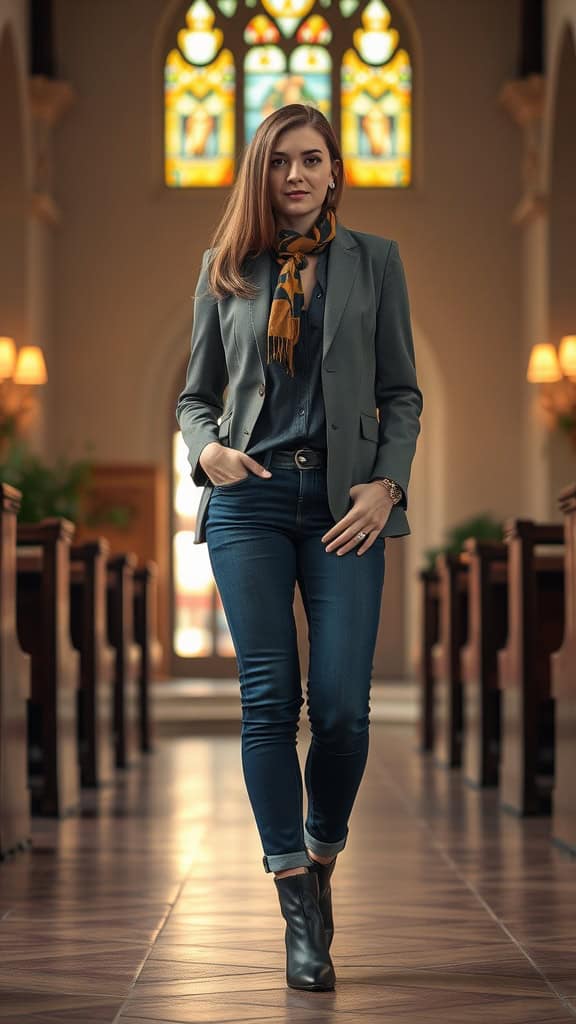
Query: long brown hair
205 104 344 300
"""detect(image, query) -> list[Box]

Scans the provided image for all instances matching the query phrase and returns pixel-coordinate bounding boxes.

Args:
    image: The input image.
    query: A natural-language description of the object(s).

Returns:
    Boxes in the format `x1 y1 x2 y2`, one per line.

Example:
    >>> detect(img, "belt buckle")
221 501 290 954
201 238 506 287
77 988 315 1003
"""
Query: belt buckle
294 448 311 468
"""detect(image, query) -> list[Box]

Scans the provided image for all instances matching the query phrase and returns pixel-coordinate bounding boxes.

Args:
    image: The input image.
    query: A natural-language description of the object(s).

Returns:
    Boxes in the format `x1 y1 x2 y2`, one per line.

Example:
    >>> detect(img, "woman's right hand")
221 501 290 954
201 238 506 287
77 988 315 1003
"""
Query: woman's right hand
199 442 272 486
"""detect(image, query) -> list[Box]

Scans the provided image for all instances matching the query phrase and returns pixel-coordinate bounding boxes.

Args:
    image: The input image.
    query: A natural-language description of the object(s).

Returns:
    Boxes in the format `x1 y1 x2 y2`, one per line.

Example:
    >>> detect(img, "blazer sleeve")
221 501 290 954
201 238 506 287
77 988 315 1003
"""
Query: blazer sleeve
175 248 229 487
370 240 423 511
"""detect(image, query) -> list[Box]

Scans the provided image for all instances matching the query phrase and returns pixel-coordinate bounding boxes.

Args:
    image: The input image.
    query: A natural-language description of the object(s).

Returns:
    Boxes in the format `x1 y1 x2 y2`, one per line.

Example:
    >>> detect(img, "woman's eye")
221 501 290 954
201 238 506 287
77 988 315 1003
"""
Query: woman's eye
271 157 321 167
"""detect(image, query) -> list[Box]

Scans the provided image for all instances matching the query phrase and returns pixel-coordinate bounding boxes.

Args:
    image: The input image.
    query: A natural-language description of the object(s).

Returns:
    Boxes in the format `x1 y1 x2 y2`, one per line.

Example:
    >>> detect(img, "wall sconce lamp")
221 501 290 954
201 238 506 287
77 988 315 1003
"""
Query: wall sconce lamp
0 337 48 455
527 335 576 448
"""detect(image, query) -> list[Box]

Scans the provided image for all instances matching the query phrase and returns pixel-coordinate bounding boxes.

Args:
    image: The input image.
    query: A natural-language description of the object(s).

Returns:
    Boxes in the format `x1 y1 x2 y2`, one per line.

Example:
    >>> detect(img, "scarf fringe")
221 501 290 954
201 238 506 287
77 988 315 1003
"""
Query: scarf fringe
267 335 296 376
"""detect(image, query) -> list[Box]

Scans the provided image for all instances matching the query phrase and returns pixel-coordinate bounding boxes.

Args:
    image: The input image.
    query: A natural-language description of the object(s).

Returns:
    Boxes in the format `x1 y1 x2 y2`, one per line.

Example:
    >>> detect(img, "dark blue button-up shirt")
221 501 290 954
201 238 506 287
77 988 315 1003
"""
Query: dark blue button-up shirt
245 246 329 470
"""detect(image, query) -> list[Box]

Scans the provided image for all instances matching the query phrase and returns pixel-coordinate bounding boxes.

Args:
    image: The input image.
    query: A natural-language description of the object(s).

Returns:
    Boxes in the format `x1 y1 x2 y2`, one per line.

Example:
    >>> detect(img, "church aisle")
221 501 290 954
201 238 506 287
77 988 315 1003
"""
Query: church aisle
0 724 575 1022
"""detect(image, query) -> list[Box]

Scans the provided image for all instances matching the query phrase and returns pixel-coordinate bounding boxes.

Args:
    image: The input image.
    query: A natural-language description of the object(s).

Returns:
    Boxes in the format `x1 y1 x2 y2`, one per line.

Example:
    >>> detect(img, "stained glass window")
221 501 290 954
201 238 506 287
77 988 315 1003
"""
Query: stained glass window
244 44 331 141
166 0 411 188
341 0 412 186
164 0 235 187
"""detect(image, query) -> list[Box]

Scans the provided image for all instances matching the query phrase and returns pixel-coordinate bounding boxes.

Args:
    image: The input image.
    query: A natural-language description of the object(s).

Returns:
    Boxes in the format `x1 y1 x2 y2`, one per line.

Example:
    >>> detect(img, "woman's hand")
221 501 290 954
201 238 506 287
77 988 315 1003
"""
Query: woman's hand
321 482 393 556
199 442 272 486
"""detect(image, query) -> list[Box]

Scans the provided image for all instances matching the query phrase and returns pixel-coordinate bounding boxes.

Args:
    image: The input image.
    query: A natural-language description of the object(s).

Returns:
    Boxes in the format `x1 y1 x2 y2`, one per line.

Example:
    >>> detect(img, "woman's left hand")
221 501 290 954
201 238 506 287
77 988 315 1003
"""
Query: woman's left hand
321 482 394 556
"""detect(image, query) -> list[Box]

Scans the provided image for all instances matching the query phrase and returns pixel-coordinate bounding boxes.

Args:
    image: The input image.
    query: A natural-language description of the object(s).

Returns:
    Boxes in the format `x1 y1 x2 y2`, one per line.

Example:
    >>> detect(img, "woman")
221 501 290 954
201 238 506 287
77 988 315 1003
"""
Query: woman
176 103 423 992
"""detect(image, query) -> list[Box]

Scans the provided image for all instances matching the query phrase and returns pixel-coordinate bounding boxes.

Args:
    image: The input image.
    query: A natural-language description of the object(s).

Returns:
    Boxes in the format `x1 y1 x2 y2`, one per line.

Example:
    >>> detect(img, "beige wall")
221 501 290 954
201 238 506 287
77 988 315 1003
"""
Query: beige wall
0 0 30 347
0 0 57 455
3 0 575 676
1 0 569 675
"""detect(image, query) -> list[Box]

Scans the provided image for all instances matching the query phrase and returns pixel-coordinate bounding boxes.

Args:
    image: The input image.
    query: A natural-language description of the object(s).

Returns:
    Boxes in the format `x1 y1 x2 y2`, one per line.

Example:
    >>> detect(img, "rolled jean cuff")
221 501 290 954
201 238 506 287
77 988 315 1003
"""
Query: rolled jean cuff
304 826 348 858
262 851 314 874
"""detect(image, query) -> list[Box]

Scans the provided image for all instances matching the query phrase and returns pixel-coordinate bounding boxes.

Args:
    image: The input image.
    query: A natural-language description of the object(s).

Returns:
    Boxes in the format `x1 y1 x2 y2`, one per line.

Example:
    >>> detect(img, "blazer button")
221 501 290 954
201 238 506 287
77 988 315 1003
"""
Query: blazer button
258 384 265 396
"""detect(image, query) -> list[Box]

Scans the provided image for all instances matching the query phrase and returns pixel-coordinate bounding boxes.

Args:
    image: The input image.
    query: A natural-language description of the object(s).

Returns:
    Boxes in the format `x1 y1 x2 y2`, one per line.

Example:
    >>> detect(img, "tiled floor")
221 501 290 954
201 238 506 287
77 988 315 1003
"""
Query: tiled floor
1 723 575 1022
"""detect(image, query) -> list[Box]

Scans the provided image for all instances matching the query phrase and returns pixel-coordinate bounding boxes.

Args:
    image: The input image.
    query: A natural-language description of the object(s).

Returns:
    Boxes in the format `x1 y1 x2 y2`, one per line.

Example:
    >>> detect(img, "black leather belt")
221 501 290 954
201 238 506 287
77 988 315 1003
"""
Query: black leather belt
268 447 327 469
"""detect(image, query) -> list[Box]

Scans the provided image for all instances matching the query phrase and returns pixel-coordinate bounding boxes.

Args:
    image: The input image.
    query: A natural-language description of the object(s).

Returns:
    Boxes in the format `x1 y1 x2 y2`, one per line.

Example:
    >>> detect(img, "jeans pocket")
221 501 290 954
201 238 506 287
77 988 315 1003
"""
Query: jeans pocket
213 473 253 490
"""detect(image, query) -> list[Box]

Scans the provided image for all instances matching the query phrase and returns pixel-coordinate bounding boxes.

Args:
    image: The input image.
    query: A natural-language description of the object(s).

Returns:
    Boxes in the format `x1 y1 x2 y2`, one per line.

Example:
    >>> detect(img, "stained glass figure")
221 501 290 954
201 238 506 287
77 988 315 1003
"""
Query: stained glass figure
245 44 331 141
341 0 411 186
165 0 235 186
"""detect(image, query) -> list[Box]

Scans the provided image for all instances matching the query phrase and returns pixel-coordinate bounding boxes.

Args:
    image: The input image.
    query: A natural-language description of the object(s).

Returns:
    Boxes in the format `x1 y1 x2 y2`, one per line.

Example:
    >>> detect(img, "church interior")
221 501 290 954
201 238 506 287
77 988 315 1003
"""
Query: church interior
1 0 576 1019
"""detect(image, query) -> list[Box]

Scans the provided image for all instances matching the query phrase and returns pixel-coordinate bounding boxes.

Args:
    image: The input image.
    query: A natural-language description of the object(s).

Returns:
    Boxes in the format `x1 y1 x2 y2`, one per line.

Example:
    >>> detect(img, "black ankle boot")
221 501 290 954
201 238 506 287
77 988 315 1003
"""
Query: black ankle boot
308 857 337 949
274 871 336 991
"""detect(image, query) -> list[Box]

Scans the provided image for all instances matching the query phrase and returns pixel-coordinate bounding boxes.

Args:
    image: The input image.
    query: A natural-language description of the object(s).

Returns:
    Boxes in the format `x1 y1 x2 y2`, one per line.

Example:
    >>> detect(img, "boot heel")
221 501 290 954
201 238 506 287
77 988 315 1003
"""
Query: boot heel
274 871 336 990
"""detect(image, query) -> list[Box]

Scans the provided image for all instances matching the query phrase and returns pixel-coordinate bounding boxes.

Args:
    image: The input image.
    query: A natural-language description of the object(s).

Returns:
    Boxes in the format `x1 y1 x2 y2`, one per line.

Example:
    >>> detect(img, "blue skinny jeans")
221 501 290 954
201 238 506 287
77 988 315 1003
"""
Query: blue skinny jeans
204 460 386 874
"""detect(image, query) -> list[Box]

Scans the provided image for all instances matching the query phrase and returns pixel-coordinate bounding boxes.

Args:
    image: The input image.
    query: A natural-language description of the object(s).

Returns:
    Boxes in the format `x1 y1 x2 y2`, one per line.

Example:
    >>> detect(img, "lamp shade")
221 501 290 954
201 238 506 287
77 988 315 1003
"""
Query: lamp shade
13 346 48 385
559 335 576 379
0 337 16 380
527 343 562 383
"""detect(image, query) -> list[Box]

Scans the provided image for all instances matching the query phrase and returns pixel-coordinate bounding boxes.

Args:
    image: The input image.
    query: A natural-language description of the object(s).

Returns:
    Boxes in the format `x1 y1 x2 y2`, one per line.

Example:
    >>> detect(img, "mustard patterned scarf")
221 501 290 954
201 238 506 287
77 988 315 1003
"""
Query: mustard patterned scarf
267 208 336 377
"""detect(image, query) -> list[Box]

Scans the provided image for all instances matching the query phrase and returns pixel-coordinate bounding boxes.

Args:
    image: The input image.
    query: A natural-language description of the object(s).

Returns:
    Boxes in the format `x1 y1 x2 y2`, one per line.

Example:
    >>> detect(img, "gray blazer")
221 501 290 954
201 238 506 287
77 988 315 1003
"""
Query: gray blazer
176 221 423 544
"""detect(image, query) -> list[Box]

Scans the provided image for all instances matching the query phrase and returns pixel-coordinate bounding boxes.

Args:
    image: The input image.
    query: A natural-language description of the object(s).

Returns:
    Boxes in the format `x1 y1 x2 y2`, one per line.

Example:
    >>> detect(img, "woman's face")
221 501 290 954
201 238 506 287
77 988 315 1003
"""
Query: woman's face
268 124 339 234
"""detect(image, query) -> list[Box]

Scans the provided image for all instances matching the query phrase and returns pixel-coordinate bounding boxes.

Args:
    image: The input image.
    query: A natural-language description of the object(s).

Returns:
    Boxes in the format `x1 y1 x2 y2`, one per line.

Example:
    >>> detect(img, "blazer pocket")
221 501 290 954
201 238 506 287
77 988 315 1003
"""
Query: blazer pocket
360 412 379 442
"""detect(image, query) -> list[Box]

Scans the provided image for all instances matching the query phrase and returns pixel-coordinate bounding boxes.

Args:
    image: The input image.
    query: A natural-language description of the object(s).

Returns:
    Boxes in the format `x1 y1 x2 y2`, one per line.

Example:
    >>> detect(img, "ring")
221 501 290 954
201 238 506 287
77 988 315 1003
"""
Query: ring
356 531 368 540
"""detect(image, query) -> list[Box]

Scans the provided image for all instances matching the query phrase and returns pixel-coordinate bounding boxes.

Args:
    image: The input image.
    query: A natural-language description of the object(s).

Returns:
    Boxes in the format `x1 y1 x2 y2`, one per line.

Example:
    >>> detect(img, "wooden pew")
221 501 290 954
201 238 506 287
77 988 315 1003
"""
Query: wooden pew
16 519 81 817
417 567 441 752
70 540 116 788
0 484 32 857
550 483 576 852
497 520 564 816
107 554 141 769
460 540 508 788
133 561 161 754
431 552 469 767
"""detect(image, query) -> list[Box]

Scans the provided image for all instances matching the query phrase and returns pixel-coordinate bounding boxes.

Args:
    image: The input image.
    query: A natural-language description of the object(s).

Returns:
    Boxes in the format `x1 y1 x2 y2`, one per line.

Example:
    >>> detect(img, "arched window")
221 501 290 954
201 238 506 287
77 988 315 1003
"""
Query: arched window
165 1 236 186
341 0 411 185
164 0 412 187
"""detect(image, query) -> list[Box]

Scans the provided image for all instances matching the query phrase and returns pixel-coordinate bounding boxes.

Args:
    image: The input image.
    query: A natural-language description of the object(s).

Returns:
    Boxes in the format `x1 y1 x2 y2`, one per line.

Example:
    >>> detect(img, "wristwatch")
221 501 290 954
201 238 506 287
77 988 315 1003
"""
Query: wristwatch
373 477 404 505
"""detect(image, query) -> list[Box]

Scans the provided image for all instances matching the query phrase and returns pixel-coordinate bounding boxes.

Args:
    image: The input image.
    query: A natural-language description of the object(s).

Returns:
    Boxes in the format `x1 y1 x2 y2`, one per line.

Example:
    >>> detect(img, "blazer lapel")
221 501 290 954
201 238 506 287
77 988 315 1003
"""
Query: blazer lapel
246 220 360 375
323 221 360 361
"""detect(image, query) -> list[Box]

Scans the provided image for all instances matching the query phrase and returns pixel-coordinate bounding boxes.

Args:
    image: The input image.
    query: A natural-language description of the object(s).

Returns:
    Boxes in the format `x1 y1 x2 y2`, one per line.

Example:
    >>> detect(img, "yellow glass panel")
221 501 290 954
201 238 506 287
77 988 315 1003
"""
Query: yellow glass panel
296 14 332 44
244 14 281 44
260 0 315 37
165 2 235 187
341 1 411 187
178 0 224 63
353 0 397 63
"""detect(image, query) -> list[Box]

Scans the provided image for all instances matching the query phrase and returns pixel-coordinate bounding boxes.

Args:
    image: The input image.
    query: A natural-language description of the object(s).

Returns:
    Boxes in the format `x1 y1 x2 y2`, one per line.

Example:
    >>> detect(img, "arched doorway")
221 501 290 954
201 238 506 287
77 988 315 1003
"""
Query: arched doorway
171 371 239 677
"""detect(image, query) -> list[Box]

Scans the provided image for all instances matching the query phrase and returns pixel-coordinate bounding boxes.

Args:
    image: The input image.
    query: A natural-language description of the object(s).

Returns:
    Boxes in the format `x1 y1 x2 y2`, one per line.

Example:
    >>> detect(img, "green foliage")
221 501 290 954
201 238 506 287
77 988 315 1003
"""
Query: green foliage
0 439 93 523
422 514 504 572
84 503 133 529
557 411 576 434
0 440 131 528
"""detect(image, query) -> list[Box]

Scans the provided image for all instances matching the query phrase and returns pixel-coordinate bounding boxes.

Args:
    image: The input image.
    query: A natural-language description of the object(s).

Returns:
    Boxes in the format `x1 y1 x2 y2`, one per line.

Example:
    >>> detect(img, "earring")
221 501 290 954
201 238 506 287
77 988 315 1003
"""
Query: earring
329 181 335 189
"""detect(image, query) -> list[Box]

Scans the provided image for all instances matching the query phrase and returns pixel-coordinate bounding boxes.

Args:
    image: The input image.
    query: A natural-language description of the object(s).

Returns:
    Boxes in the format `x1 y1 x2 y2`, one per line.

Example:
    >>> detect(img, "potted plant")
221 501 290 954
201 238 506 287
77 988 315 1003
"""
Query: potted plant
0 439 132 528
422 514 504 572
